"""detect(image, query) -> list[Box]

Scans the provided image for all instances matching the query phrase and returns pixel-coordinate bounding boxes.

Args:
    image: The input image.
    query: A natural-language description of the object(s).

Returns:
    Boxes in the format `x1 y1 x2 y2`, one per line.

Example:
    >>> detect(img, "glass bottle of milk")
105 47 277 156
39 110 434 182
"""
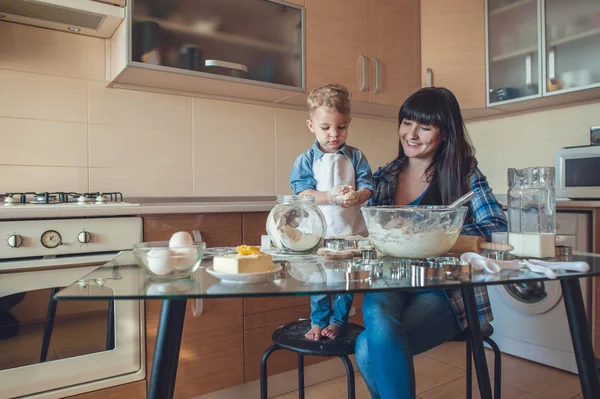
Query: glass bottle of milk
507 167 556 258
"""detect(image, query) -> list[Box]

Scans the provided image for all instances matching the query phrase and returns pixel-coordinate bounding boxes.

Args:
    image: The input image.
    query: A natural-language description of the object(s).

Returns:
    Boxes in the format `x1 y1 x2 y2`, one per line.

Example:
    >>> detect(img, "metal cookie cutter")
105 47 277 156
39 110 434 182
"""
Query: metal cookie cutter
555 245 572 261
390 259 411 279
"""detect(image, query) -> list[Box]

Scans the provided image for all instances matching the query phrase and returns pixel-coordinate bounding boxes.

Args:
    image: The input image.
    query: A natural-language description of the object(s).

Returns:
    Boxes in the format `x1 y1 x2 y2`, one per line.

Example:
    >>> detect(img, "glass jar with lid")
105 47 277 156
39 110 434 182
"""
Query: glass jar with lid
266 195 326 254
507 167 556 258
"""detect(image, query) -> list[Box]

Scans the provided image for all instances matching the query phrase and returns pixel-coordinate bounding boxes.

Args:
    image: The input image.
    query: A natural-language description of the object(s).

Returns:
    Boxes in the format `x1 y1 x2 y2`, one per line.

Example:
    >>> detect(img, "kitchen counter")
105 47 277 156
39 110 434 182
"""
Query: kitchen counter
0 198 276 220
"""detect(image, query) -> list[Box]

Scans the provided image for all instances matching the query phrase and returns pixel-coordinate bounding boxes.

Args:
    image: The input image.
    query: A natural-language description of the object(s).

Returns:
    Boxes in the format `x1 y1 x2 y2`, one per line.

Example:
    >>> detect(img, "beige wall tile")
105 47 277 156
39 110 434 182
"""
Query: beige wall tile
467 101 600 193
193 99 275 196
275 108 315 194
89 167 192 196
88 81 192 130
347 117 399 172
0 166 87 192
89 124 192 169
0 118 87 166
87 37 107 81
0 70 87 122
0 22 87 79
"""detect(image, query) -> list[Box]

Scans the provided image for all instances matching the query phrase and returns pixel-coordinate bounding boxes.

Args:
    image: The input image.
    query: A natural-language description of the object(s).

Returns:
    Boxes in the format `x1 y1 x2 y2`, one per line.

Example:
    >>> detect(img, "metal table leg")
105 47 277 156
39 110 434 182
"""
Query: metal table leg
147 299 187 399
461 286 493 399
40 287 59 362
560 278 600 399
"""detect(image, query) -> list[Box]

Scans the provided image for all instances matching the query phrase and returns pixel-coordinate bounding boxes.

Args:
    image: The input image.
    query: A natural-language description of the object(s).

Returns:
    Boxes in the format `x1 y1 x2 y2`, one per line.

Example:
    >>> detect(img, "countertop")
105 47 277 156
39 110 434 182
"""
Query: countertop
0 197 277 220
1 195 599 220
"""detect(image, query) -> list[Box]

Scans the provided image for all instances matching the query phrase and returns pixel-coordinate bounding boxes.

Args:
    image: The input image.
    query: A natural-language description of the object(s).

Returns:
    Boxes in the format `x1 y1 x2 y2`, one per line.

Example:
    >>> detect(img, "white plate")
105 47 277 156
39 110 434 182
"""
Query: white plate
205 264 283 284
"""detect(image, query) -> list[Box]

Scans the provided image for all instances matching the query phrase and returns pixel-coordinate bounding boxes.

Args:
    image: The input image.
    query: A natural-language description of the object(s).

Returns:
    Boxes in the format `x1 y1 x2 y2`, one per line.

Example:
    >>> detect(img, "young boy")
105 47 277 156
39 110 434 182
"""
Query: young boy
289 84 373 340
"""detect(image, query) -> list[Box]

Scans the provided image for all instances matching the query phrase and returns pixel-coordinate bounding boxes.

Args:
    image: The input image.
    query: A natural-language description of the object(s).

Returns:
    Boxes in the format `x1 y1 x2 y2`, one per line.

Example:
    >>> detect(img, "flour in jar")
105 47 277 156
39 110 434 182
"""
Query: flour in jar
368 223 460 258
266 211 321 252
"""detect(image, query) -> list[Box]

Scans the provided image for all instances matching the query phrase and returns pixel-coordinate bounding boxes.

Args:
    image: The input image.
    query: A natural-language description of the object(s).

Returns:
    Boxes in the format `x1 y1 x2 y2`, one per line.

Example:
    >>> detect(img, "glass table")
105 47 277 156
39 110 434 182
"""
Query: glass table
55 251 600 399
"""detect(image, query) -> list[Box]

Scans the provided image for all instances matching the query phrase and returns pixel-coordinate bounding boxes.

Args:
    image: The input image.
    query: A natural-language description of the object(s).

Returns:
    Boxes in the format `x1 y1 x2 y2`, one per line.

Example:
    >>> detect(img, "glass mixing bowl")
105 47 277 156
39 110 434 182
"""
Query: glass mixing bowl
133 241 206 279
360 206 467 258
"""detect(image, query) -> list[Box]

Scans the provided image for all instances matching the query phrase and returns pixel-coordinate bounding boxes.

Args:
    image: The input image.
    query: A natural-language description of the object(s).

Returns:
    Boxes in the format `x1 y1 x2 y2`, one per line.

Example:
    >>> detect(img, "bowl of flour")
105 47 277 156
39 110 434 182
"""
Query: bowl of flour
360 206 467 258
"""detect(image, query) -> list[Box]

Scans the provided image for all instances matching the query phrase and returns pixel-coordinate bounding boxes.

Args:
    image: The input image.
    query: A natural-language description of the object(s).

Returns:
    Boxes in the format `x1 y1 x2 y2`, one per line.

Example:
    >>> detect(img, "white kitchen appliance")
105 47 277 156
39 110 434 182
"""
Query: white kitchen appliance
488 211 593 374
0 0 125 38
555 128 600 199
0 191 145 398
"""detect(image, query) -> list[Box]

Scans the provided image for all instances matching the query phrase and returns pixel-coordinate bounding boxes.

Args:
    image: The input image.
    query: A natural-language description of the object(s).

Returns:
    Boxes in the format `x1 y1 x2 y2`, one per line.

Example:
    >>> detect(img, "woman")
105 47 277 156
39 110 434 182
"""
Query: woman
356 87 507 398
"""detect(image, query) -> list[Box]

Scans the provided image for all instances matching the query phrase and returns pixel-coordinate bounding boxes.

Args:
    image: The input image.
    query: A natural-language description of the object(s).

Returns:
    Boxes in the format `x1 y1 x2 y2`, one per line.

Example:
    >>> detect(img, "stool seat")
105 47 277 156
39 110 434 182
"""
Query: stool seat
451 323 494 342
272 320 364 357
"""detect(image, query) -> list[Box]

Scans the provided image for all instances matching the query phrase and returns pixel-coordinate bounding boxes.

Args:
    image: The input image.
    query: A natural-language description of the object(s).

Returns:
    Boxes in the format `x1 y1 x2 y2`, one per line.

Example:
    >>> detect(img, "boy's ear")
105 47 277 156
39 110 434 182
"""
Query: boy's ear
306 119 315 133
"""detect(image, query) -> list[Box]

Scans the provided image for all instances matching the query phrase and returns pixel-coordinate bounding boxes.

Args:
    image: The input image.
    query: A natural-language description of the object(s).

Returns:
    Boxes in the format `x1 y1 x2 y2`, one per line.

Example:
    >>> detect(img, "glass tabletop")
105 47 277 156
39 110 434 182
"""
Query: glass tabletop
54 250 600 301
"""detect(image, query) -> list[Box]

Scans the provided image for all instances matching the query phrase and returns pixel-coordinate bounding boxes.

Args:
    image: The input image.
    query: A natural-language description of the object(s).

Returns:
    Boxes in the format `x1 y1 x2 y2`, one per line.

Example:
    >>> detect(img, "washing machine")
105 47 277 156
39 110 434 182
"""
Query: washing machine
487 211 594 374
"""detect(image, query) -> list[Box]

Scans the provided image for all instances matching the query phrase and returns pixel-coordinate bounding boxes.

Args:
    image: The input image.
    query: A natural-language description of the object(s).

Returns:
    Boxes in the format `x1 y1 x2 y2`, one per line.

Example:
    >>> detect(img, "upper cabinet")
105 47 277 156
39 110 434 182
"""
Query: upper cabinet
544 0 600 95
485 0 600 110
305 0 420 110
109 0 305 102
420 0 487 110
487 0 541 105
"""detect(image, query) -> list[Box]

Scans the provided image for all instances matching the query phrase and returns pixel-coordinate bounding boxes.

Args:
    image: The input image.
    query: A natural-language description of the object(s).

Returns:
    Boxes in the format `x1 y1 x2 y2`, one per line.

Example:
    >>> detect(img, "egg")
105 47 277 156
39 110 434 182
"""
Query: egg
169 231 194 248
172 247 198 271
146 248 176 276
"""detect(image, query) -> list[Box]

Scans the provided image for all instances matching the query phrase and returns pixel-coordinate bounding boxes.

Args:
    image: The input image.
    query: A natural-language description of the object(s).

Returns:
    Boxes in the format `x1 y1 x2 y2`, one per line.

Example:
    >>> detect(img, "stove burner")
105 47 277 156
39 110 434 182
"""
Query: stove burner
2 192 126 205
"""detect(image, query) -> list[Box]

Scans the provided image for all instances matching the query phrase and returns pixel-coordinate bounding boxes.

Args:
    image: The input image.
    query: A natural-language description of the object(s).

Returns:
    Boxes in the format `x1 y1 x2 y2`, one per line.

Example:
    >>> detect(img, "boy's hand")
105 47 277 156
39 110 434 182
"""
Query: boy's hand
327 185 359 207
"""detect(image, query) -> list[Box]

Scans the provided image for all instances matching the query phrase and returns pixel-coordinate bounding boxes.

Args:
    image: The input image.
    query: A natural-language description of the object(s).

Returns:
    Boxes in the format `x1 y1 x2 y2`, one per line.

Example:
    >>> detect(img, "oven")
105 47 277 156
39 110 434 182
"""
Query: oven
0 192 145 398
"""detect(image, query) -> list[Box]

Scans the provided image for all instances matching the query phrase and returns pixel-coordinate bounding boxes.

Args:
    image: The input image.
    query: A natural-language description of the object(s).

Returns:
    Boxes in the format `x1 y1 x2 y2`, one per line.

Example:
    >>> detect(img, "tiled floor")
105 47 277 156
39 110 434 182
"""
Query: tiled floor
274 341 585 399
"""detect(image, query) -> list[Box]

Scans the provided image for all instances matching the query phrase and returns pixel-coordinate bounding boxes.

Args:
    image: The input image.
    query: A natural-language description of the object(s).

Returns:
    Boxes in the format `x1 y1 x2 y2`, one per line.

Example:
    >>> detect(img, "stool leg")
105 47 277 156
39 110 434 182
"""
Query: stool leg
298 354 305 399
340 355 356 399
484 338 502 399
260 345 280 399
465 340 473 399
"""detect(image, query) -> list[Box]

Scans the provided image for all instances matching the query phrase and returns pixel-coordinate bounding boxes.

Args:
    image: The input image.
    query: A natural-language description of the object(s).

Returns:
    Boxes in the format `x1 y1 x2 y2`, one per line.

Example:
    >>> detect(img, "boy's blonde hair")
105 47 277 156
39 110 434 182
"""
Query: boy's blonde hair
307 84 351 117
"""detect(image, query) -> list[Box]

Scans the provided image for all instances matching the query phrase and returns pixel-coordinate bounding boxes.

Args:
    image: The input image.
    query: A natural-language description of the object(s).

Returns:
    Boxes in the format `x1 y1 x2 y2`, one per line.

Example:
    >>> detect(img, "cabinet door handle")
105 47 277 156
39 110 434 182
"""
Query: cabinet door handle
359 55 368 92
192 229 202 242
548 47 556 80
373 57 381 94
426 68 433 87
525 54 532 88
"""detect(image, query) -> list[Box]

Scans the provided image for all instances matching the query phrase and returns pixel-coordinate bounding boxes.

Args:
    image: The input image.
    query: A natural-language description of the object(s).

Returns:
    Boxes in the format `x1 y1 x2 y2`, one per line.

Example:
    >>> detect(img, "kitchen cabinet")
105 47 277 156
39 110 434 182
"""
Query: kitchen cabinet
367 0 420 107
305 0 419 109
484 0 600 113
109 0 305 103
420 0 487 110
143 213 244 397
242 211 269 246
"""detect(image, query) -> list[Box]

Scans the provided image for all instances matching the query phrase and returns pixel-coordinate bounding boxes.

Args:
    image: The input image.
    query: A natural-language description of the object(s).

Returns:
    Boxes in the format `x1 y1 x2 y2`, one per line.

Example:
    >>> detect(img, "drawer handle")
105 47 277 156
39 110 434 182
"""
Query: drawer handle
373 57 381 94
359 54 368 92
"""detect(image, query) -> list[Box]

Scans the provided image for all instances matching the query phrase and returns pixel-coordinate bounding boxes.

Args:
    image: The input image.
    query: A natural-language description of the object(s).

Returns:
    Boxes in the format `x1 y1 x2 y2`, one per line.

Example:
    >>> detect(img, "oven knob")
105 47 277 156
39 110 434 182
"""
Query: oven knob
7 234 23 248
78 231 92 244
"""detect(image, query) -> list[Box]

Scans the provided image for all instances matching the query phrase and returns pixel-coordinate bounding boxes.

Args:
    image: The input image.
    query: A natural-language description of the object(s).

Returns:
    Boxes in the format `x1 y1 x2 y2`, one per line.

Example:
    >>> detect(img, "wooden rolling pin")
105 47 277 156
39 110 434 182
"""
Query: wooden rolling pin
449 235 513 254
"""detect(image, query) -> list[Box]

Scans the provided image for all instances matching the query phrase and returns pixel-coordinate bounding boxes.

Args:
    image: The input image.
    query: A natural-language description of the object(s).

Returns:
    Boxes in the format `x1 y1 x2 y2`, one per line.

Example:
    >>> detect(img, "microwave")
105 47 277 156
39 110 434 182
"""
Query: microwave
555 144 600 199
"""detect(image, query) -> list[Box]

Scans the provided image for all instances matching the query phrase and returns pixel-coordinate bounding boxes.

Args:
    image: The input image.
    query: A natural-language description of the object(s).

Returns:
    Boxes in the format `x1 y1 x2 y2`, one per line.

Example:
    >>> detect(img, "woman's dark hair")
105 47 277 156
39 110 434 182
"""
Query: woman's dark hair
396 87 475 206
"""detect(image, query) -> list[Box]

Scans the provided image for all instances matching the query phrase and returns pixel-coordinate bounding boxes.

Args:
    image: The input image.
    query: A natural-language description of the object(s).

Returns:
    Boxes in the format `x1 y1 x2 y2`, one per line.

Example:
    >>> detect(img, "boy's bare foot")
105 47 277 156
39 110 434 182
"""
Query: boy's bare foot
321 324 341 339
305 326 322 340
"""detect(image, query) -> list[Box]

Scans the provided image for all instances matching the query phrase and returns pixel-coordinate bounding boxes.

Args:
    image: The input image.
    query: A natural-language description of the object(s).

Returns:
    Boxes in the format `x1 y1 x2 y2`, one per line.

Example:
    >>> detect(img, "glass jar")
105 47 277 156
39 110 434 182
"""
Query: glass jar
507 167 556 258
266 195 326 254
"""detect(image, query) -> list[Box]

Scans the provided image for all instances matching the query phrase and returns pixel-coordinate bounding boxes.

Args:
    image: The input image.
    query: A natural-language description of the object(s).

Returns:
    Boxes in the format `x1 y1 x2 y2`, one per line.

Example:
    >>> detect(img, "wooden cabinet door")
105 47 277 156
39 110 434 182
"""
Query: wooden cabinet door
368 0 420 107
305 0 369 101
142 213 242 247
242 212 269 246
143 213 244 397
146 298 244 398
420 0 486 109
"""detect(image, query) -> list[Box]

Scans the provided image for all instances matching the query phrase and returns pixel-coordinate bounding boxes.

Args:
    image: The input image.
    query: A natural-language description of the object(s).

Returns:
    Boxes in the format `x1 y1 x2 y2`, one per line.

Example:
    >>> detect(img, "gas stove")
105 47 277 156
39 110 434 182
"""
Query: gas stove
1 191 139 208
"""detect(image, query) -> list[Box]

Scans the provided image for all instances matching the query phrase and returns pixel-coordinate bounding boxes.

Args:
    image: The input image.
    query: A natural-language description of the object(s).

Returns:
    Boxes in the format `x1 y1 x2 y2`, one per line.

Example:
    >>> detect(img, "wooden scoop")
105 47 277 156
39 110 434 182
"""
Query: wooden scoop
449 235 513 254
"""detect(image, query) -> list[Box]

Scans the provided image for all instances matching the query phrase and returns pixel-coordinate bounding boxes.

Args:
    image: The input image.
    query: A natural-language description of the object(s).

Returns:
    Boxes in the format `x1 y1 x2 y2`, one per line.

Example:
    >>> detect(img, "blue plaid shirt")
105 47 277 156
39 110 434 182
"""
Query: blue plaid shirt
369 157 508 329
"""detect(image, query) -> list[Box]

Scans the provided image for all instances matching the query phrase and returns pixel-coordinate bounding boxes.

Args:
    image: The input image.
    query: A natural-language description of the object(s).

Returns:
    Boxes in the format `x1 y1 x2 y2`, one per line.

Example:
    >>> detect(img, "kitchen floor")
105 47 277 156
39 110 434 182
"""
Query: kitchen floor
274 341 586 399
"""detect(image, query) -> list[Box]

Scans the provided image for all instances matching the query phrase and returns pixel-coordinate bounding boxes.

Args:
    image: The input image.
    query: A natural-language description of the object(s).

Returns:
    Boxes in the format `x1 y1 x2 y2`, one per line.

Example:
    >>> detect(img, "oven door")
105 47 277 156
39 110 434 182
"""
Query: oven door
0 253 144 398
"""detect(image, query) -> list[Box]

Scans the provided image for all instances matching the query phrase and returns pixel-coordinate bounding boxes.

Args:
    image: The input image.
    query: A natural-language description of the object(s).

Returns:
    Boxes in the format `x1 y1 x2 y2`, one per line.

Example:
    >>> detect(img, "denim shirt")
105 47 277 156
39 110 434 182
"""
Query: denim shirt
290 140 374 194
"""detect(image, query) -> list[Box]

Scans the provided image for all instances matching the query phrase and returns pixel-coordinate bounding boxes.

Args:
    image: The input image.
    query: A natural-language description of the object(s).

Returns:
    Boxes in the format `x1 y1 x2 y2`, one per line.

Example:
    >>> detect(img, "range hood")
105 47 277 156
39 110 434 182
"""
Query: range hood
0 0 125 38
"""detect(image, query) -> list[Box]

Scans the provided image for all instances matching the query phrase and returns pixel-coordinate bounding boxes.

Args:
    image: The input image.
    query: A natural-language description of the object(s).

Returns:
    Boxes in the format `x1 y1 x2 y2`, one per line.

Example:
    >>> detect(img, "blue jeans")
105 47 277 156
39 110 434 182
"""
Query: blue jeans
310 293 353 328
356 290 461 399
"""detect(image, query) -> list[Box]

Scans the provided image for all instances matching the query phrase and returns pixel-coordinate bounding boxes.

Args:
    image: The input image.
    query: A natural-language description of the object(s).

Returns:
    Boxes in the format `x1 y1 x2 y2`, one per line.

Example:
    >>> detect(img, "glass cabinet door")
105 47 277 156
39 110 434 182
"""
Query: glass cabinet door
544 0 600 95
130 0 304 89
486 0 542 105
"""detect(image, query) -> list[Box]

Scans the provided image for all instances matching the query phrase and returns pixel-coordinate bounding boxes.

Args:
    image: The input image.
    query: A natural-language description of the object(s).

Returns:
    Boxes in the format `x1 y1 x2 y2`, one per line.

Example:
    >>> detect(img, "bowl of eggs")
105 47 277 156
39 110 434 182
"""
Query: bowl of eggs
133 231 206 279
